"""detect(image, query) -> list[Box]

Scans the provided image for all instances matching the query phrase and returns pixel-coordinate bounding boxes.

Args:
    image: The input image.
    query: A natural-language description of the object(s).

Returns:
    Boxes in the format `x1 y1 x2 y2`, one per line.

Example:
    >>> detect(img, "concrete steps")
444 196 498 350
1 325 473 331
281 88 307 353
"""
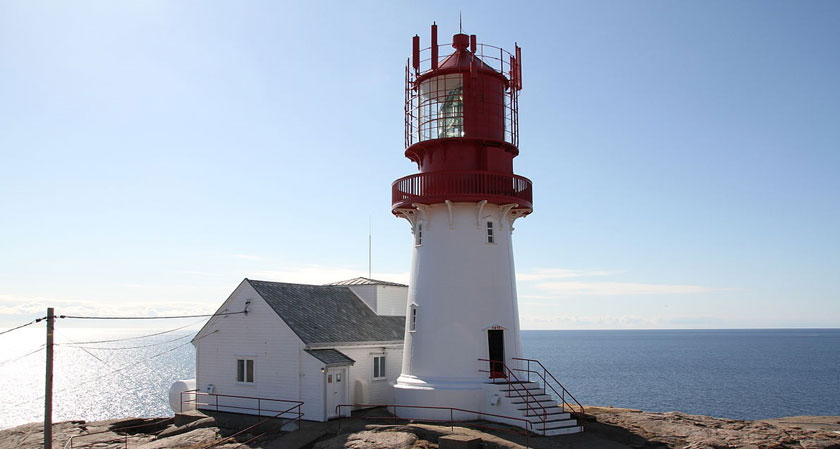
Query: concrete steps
488 381 583 436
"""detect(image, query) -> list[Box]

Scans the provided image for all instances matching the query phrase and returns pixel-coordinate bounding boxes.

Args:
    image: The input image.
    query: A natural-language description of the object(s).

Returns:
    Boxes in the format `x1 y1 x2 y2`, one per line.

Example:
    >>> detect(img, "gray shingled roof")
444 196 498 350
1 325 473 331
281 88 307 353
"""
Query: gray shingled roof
247 279 405 344
326 277 408 287
305 349 355 366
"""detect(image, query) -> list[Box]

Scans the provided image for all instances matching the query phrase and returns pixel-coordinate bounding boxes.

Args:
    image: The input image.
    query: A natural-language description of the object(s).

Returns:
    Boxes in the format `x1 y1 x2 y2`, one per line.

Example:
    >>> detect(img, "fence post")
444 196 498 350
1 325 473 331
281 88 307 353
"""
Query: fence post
450 409 454 431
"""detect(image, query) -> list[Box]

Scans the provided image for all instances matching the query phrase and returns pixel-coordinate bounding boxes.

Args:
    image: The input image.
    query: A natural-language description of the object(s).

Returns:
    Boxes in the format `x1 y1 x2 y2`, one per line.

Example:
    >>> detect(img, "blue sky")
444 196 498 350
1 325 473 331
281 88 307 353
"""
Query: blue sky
1 1 838 329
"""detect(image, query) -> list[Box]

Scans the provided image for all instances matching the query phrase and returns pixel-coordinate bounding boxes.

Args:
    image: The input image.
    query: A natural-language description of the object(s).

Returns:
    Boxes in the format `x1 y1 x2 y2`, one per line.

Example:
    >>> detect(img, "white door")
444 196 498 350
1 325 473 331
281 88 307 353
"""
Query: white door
326 367 347 419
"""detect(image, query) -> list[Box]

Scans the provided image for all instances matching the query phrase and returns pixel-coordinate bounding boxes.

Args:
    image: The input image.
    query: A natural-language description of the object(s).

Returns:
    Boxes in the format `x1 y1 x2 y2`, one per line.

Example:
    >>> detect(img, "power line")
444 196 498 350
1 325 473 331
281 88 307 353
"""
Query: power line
0 317 45 336
61 310 245 320
56 331 138 385
63 318 208 345
13 330 218 407
0 345 45 367
60 331 195 351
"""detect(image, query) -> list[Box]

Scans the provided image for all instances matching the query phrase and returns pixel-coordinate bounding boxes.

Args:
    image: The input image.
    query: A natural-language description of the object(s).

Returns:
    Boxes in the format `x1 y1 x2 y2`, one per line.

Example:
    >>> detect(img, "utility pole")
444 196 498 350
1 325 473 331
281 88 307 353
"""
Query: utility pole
44 307 54 449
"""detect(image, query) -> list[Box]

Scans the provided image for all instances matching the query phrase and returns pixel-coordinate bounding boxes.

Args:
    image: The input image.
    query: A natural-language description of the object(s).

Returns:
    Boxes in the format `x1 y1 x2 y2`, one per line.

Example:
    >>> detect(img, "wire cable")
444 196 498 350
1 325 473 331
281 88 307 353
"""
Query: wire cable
61 311 245 320
60 331 195 351
12 330 219 407
62 317 208 345
0 317 45 336
56 331 138 385
0 345 45 367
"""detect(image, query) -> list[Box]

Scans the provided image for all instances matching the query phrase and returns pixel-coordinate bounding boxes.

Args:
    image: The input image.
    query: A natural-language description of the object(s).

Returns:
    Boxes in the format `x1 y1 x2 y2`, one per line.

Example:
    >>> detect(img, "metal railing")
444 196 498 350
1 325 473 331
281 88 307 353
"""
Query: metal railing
478 358 549 434
405 42 521 148
392 170 533 210
181 390 303 422
512 357 585 418
335 403 534 448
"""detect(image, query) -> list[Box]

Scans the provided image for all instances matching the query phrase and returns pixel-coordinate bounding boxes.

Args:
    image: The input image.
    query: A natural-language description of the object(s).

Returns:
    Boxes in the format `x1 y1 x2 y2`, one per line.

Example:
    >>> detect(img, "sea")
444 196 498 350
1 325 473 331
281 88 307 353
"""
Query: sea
1 327 838 430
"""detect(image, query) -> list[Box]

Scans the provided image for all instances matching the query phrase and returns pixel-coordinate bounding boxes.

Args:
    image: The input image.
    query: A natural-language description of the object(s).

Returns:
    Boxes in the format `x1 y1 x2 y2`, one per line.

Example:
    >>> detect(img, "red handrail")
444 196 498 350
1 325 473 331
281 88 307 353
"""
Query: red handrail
478 358 549 434
512 357 585 417
181 390 304 419
391 170 533 210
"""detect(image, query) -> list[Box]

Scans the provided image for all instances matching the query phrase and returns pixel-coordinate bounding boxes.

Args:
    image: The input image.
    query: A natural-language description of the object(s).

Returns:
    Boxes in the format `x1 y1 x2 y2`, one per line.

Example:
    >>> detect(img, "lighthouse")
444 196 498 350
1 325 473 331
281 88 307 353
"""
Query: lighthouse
389 24 585 435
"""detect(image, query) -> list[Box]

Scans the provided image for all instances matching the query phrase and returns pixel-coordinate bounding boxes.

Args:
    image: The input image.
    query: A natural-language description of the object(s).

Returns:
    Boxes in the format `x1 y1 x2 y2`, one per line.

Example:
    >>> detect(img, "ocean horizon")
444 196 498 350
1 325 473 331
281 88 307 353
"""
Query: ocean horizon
1 327 838 430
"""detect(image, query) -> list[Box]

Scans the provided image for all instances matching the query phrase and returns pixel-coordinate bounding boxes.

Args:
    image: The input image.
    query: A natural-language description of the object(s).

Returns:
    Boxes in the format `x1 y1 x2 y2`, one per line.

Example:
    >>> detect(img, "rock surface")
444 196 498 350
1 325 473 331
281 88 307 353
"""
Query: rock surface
586 406 840 449
1 407 838 449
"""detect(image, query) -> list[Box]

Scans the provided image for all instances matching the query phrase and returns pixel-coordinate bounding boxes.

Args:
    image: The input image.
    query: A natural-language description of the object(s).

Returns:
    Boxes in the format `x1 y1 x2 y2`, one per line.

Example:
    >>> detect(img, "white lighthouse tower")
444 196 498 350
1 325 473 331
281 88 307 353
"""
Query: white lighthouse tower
391 25 582 435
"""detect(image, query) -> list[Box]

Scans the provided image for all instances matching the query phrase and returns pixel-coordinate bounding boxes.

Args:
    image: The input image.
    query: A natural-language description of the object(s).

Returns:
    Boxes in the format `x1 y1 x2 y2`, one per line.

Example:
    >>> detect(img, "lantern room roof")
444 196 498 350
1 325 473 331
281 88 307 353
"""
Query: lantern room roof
415 33 507 85
437 34 497 73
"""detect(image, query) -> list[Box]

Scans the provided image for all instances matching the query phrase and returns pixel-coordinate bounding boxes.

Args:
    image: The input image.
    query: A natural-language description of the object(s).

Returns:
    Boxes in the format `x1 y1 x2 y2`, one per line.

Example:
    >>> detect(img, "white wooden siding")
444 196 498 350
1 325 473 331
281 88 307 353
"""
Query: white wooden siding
194 281 305 418
347 285 377 312
300 351 326 421
338 346 403 406
375 285 408 316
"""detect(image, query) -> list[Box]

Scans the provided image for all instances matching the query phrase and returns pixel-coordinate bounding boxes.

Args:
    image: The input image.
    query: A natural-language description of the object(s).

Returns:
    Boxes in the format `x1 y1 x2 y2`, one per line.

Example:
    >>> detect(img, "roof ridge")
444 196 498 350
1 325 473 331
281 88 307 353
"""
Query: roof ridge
247 279 348 288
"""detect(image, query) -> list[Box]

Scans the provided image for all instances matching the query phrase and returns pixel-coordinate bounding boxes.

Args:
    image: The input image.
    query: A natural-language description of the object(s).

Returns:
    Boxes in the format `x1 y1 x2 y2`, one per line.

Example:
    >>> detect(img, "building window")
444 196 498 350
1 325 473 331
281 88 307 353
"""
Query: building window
373 355 386 380
486 221 495 244
415 223 423 246
409 306 417 332
236 358 254 384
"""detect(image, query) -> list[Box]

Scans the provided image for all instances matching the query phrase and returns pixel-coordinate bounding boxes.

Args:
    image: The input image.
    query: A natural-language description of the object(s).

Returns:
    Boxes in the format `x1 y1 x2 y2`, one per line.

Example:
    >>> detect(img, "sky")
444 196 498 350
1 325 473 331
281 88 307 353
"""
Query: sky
1 1 838 330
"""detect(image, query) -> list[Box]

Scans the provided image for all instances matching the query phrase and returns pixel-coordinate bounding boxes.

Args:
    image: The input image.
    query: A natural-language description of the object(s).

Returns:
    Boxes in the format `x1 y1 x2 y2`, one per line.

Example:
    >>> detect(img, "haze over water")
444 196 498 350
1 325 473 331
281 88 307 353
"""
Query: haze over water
1 328 838 430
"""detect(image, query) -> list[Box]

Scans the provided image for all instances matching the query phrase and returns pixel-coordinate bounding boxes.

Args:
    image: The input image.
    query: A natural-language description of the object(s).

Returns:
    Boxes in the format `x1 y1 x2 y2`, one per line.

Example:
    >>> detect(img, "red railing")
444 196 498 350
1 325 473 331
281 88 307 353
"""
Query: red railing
478 358 549 435
512 357 585 418
181 390 303 422
392 170 533 210
406 42 521 147
335 403 533 448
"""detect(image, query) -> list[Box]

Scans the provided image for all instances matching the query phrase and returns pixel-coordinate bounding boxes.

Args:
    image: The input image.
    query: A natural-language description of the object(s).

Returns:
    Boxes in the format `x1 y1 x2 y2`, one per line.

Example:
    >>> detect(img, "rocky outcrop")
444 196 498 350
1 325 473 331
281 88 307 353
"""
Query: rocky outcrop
586 406 840 449
1 407 838 449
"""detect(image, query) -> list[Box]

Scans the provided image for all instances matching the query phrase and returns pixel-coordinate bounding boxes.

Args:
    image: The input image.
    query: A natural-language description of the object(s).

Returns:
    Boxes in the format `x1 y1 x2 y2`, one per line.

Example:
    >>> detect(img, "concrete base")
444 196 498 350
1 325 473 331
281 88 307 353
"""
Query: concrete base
438 435 481 449
393 376 484 421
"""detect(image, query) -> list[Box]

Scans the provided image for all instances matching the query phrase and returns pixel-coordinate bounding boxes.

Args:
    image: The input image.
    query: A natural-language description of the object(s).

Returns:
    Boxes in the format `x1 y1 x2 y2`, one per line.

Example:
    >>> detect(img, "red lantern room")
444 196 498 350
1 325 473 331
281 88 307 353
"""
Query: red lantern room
392 23 532 214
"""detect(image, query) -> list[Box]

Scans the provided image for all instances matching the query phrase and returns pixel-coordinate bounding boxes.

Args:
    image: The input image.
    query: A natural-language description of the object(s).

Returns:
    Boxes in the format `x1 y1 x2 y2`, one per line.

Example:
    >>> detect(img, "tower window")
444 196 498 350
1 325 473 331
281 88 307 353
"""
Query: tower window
415 223 423 246
486 221 495 244
409 306 417 332
417 74 464 141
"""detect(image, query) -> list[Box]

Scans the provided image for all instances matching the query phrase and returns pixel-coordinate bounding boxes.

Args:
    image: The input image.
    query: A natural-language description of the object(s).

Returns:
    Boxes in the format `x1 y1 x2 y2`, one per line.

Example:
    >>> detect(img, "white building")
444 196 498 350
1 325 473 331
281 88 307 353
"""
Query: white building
190 277 406 422
183 24 584 437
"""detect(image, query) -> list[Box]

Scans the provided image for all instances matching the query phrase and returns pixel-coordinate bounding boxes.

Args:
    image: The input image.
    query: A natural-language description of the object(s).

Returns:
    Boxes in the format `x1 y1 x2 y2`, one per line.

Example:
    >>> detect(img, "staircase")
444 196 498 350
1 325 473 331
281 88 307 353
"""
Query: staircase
479 358 585 436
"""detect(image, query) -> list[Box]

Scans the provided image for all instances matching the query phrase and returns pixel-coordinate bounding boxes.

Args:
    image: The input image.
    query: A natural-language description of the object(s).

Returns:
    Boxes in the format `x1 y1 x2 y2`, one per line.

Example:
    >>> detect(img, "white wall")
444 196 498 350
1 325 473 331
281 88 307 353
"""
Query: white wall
337 345 403 407
397 202 524 384
375 285 408 316
194 281 306 419
300 351 326 421
347 285 377 312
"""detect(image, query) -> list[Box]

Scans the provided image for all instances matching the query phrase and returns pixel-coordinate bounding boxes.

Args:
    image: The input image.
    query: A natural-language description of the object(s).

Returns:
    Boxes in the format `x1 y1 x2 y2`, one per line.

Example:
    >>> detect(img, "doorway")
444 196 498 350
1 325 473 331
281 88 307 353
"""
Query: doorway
487 329 506 379
326 367 348 419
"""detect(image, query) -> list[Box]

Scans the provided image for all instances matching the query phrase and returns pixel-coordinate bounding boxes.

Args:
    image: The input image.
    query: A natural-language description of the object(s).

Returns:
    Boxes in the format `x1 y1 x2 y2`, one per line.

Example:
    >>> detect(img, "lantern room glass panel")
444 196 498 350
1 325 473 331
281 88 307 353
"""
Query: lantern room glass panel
417 74 464 141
